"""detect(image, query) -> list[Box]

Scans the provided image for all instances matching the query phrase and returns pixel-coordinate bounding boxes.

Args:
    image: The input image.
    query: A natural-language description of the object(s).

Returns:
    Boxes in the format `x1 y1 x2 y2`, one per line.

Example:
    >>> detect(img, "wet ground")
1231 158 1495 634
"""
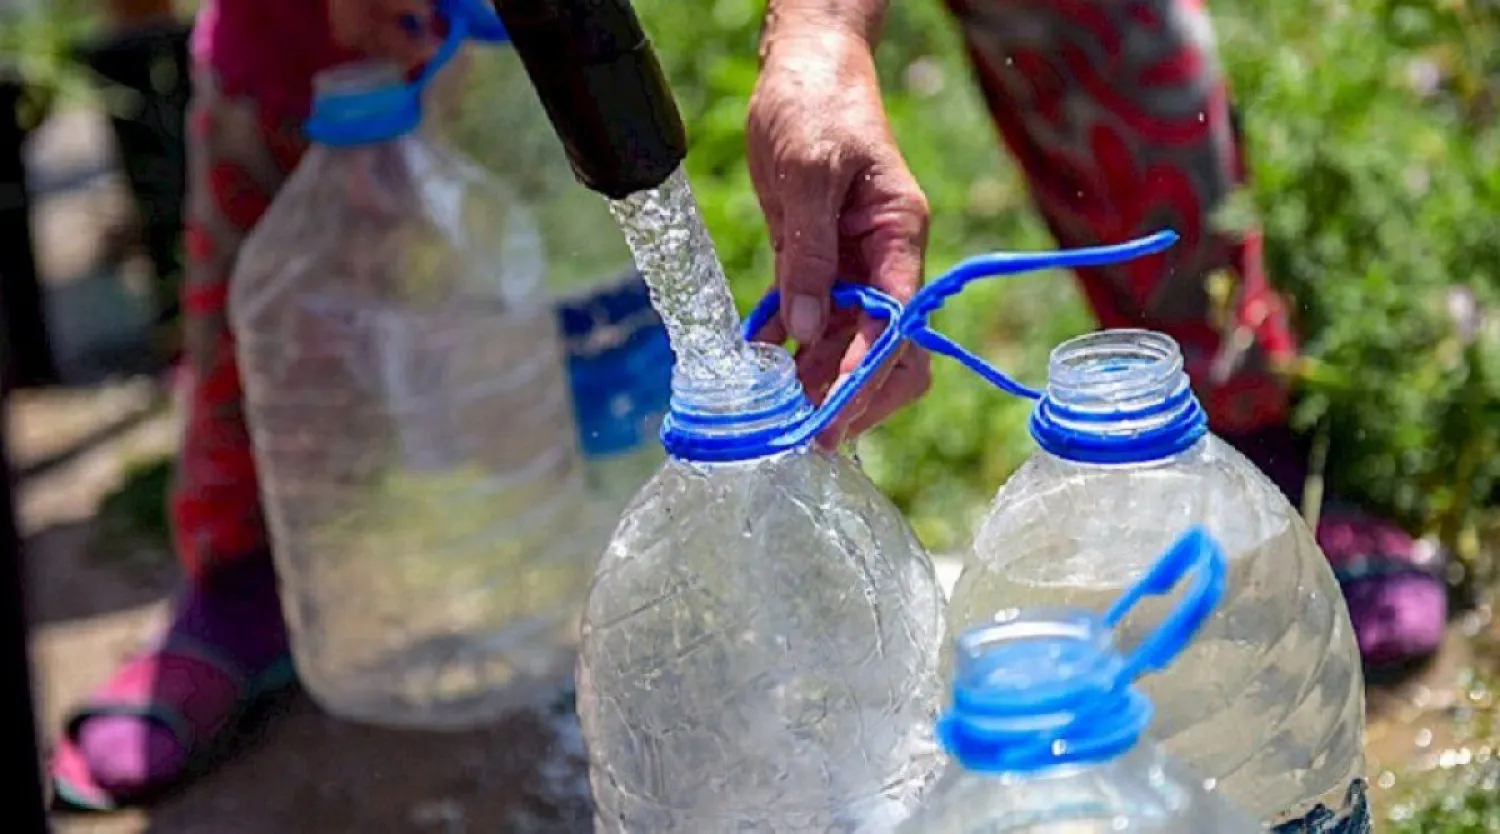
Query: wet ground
16 105 1500 831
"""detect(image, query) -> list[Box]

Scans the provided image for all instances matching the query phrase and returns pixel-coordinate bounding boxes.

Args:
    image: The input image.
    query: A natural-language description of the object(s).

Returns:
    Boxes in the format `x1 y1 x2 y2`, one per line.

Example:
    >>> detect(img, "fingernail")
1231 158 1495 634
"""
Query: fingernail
788 295 823 343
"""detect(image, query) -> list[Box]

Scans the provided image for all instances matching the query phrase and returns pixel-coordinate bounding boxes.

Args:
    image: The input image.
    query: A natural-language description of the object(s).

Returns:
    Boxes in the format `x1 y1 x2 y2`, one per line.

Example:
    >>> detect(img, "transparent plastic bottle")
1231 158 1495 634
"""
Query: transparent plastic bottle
231 5 592 728
900 527 1264 834
576 288 945 833
900 235 1370 832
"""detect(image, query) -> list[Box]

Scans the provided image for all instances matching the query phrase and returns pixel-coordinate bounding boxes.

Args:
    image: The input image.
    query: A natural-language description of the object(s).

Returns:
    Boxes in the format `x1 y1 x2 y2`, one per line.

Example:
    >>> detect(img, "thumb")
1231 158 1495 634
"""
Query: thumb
775 165 850 345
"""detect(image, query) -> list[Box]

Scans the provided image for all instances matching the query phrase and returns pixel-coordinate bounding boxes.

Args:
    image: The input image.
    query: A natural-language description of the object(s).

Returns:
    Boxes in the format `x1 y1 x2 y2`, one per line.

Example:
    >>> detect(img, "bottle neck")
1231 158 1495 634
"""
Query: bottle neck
940 612 1150 775
306 62 423 147
1029 330 1208 465
659 344 815 463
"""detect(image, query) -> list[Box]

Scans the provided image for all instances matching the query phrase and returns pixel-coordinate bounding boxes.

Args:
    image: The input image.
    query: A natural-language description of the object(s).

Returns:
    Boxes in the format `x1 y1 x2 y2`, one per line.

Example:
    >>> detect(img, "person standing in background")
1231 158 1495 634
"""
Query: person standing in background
50 0 442 809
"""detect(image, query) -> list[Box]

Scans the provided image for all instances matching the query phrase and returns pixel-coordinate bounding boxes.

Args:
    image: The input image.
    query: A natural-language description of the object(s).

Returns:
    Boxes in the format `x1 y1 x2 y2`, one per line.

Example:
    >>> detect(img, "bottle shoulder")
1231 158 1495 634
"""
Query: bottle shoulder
232 139 551 328
973 434 1312 575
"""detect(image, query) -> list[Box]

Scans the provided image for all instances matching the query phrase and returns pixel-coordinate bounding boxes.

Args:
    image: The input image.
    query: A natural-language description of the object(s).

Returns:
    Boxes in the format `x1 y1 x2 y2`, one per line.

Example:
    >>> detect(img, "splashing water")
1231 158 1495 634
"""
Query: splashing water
608 166 751 380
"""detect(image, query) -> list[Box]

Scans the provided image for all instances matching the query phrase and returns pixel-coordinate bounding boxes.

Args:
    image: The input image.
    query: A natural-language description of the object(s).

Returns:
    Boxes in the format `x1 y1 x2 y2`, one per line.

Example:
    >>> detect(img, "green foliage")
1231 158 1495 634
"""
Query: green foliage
1216 0 1500 565
0 1 100 129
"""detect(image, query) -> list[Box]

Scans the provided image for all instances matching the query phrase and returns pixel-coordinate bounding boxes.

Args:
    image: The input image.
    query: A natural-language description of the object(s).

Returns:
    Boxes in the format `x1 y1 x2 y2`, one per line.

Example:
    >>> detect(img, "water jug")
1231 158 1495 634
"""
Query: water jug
231 0 594 728
899 527 1263 833
576 286 946 832
904 233 1370 831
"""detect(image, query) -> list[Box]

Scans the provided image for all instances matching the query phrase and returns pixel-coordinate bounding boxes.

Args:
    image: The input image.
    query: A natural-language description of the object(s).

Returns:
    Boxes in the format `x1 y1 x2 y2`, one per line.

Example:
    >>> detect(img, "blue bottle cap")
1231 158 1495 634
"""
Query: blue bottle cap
305 0 509 147
940 526 1227 773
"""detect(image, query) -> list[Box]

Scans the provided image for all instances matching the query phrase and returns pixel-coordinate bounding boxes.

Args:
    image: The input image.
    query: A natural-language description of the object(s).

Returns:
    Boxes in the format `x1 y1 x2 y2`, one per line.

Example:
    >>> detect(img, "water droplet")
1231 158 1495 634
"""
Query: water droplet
1416 728 1434 748
1378 771 1396 790
1197 111 1206 123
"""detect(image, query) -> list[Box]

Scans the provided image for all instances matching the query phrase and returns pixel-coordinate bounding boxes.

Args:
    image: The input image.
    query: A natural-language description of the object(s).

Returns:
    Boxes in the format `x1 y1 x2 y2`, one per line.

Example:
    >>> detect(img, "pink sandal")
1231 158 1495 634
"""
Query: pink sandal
50 637 294 810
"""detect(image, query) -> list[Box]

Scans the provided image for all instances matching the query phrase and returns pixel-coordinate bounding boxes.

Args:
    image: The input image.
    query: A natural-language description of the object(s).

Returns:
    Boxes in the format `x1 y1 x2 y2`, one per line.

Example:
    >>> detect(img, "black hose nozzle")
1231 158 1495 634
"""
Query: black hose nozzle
492 0 688 200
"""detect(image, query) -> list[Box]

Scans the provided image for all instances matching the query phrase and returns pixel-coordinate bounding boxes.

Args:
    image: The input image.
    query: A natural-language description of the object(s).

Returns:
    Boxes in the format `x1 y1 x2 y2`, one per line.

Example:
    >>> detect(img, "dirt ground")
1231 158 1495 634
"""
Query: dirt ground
14 104 1489 832
14 383 595 834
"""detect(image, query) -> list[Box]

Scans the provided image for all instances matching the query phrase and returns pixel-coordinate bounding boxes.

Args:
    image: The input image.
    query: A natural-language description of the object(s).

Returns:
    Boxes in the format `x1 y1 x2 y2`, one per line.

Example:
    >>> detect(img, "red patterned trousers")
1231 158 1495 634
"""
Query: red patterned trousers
174 0 1298 579
946 0 1298 433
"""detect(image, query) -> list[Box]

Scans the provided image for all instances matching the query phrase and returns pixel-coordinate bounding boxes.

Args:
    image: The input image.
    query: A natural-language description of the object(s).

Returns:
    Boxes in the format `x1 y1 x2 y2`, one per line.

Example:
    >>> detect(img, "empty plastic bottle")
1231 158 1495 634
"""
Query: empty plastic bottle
231 0 594 728
899 527 1263 834
901 233 1370 832
575 286 947 833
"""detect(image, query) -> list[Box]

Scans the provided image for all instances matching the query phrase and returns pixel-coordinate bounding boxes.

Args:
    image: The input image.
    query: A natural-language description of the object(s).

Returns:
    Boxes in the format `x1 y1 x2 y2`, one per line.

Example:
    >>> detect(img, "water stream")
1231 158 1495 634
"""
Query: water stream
607 166 751 381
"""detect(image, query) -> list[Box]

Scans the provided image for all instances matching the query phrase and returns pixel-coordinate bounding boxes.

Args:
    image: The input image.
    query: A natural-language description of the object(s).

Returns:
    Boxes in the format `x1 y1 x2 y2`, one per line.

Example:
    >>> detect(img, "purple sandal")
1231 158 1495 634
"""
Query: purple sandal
1316 505 1449 670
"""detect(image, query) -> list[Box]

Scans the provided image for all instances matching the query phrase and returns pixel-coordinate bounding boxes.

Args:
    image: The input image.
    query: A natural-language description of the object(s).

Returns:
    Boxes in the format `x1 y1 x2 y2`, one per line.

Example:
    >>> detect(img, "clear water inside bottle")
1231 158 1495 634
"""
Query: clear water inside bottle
233 68 595 727
577 345 945 832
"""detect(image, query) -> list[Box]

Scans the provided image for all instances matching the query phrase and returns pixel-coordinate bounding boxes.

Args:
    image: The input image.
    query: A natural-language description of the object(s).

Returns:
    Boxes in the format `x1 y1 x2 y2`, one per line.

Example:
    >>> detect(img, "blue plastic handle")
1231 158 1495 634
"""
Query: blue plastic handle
308 0 508 144
739 283 905 450
1103 526 1227 682
903 231 1181 401
415 0 510 89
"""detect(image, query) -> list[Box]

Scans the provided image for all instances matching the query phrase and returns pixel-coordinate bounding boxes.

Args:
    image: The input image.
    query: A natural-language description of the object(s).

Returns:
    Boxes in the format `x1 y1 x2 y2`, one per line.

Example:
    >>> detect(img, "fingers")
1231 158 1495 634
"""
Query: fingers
773 156 852 345
845 162 929 306
842 347 932 439
793 309 860 401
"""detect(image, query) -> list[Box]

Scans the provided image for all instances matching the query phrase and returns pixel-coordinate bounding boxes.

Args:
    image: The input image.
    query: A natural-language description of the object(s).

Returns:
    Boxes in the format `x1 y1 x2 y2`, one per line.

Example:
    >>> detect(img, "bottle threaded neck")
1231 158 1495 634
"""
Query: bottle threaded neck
306 61 421 147
1030 329 1207 464
1046 329 1187 415
660 343 814 462
941 613 1151 774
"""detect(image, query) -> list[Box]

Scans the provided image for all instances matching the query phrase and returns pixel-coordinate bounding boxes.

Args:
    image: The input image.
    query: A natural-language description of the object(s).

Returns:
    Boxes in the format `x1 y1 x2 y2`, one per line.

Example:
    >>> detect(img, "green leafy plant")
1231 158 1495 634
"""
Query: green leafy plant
1218 0 1500 576
0 2 101 129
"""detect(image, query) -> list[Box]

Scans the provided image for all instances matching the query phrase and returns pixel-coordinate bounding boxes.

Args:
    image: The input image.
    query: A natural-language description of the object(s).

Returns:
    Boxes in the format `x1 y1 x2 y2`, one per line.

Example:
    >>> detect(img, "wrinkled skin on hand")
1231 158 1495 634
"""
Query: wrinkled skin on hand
748 26 933 447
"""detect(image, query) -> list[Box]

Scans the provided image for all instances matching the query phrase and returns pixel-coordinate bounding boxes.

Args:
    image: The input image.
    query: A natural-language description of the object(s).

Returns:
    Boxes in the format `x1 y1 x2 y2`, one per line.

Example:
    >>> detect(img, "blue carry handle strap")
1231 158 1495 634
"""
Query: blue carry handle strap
1103 526 1227 681
939 525 1228 773
1007 526 1227 769
415 0 510 87
903 231 1181 401
738 284 905 452
677 230 1181 462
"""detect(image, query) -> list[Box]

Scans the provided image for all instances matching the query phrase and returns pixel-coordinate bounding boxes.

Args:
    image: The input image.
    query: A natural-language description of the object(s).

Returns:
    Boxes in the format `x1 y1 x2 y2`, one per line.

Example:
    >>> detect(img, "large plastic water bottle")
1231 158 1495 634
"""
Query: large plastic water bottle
576 287 947 832
231 1 594 728
902 233 1369 831
899 527 1263 833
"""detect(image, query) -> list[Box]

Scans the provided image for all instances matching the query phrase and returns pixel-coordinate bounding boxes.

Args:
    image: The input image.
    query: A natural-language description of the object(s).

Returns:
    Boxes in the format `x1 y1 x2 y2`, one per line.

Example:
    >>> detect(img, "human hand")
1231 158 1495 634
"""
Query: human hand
747 25 932 448
328 0 443 70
